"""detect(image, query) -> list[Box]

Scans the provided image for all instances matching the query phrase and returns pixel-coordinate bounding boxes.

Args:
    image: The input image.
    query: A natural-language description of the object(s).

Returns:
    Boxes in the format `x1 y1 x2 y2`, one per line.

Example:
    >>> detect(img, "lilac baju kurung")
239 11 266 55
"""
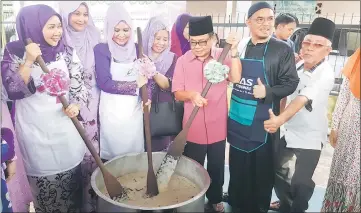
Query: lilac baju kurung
59 2 101 211
1 5 87 212
95 3 147 161
142 16 178 151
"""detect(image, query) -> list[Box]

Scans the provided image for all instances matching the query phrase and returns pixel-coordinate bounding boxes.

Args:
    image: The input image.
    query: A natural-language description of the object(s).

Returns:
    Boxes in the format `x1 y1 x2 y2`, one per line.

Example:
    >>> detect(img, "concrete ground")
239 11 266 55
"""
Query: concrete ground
220 142 334 212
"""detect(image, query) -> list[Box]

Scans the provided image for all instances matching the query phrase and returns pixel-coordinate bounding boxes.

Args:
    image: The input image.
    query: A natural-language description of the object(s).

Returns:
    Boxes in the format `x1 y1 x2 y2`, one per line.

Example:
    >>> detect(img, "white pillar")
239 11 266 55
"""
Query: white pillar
236 1 252 38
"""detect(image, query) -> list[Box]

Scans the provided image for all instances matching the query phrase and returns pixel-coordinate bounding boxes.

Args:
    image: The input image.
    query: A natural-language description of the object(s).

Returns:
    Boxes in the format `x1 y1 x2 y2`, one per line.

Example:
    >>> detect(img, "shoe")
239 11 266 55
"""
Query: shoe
222 192 229 203
212 203 225 213
269 200 281 211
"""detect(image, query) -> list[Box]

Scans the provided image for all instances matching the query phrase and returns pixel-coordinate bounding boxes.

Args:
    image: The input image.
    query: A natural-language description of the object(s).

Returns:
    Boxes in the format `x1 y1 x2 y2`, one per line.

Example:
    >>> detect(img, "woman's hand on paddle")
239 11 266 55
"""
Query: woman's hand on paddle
329 129 337 148
63 104 80 118
190 92 208 107
6 160 16 183
25 43 42 64
264 109 282 133
142 99 151 111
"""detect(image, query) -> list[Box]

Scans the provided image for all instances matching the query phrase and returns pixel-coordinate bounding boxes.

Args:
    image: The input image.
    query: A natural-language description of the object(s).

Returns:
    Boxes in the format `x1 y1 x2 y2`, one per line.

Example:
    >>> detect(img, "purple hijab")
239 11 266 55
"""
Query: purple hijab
15 4 65 63
142 16 174 75
104 3 136 63
175 13 191 54
59 1 100 70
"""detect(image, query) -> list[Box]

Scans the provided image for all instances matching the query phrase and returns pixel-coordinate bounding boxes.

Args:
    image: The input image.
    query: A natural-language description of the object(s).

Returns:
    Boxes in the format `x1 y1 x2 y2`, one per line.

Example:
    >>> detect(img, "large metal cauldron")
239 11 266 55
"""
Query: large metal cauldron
91 152 210 212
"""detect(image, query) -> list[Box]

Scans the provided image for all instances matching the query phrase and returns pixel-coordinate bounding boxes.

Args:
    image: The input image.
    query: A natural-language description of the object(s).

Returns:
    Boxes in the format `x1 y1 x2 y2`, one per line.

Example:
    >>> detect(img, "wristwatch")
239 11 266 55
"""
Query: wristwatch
231 52 239 58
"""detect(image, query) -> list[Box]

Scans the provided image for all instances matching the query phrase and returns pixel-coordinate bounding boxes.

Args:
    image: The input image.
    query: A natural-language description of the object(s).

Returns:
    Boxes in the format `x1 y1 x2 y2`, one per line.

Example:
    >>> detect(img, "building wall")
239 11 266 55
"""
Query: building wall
317 1 360 24
318 1 360 15
186 0 227 15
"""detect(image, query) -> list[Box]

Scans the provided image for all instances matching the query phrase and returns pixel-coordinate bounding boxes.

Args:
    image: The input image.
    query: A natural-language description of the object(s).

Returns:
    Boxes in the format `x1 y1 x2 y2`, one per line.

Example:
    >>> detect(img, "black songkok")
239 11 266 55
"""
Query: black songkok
189 16 214 36
307 17 336 42
247 2 273 18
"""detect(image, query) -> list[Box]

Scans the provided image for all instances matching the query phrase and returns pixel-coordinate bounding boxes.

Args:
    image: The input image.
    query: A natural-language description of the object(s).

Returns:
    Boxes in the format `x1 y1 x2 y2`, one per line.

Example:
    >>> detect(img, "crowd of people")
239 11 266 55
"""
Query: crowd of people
0 1 359 213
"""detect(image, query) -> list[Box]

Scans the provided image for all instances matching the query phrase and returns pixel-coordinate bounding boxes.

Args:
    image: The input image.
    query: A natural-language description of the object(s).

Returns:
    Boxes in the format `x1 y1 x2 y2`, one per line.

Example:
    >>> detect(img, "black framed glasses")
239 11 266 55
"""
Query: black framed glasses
252 16 275 24
190 38 210 47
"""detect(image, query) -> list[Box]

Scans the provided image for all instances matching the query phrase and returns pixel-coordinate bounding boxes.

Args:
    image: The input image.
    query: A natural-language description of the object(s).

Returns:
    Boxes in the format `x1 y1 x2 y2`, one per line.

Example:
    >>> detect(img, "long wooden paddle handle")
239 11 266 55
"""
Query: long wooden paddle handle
183 43 232 129
136 28 153 167
26 38 107 173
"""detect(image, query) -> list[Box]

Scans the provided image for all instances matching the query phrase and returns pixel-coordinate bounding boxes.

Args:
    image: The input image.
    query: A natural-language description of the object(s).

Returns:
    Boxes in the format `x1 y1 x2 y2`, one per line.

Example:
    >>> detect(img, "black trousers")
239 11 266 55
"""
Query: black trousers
274 137 321 213
228 140 274 213
183 140 226 204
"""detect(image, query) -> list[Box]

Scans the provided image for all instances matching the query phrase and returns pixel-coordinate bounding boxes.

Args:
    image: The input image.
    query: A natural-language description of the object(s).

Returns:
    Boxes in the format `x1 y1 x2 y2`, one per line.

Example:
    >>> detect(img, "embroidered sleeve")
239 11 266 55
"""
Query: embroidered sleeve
331 77 350 130
65 47 87 107
94 44 137 95
146 79 155 100
1 47 36 100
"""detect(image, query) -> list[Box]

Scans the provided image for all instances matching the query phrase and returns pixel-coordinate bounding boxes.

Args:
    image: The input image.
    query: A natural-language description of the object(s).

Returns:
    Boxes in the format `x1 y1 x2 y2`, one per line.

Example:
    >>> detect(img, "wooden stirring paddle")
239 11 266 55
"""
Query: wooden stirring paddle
136 27 159 197
26 38 126 200
156 43 232 192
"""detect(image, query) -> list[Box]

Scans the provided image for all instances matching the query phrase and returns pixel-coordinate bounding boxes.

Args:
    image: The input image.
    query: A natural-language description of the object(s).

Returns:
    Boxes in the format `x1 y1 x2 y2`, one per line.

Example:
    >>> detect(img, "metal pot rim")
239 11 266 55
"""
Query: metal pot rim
91 152 211 210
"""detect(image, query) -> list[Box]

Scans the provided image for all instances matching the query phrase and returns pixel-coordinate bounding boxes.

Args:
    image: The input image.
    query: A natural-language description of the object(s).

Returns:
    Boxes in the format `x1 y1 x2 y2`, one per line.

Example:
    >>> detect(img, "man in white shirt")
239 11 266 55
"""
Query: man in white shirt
264 17 336 213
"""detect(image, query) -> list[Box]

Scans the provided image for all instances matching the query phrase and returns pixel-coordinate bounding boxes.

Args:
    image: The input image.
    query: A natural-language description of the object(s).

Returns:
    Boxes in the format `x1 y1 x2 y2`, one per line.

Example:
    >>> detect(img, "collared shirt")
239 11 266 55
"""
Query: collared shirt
283 60 335 150
172 48 232 145
297 59 325 73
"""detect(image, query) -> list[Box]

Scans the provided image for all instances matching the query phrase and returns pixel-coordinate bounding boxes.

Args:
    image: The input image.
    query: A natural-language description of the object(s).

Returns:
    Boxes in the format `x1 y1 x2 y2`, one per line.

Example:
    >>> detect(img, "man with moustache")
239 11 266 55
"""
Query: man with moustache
265 17 336 213
226 2 299 212
172 16 242 212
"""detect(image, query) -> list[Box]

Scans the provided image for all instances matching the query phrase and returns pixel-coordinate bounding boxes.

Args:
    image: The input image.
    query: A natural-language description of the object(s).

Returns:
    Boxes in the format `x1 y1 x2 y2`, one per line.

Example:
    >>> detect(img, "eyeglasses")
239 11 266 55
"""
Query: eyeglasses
190 39 210 47
252 16 275 24
302 40 330 49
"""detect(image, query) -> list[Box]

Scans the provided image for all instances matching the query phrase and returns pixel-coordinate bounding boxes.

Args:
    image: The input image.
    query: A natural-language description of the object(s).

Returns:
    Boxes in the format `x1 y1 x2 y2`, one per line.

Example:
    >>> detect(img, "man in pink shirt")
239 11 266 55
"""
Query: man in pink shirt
172 16 242 212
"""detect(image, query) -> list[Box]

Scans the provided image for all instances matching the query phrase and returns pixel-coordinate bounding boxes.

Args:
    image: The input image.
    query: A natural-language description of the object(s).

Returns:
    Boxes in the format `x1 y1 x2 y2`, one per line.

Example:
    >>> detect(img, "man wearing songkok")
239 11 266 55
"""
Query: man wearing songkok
226 2 299 212
172 15 242 212
264 17 336 213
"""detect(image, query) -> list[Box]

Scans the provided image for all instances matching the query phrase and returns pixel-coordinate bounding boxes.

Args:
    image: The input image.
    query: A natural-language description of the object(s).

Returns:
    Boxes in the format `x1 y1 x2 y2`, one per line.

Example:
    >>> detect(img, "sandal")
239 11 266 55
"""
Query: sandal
269 200 281 211
212 203 225 213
